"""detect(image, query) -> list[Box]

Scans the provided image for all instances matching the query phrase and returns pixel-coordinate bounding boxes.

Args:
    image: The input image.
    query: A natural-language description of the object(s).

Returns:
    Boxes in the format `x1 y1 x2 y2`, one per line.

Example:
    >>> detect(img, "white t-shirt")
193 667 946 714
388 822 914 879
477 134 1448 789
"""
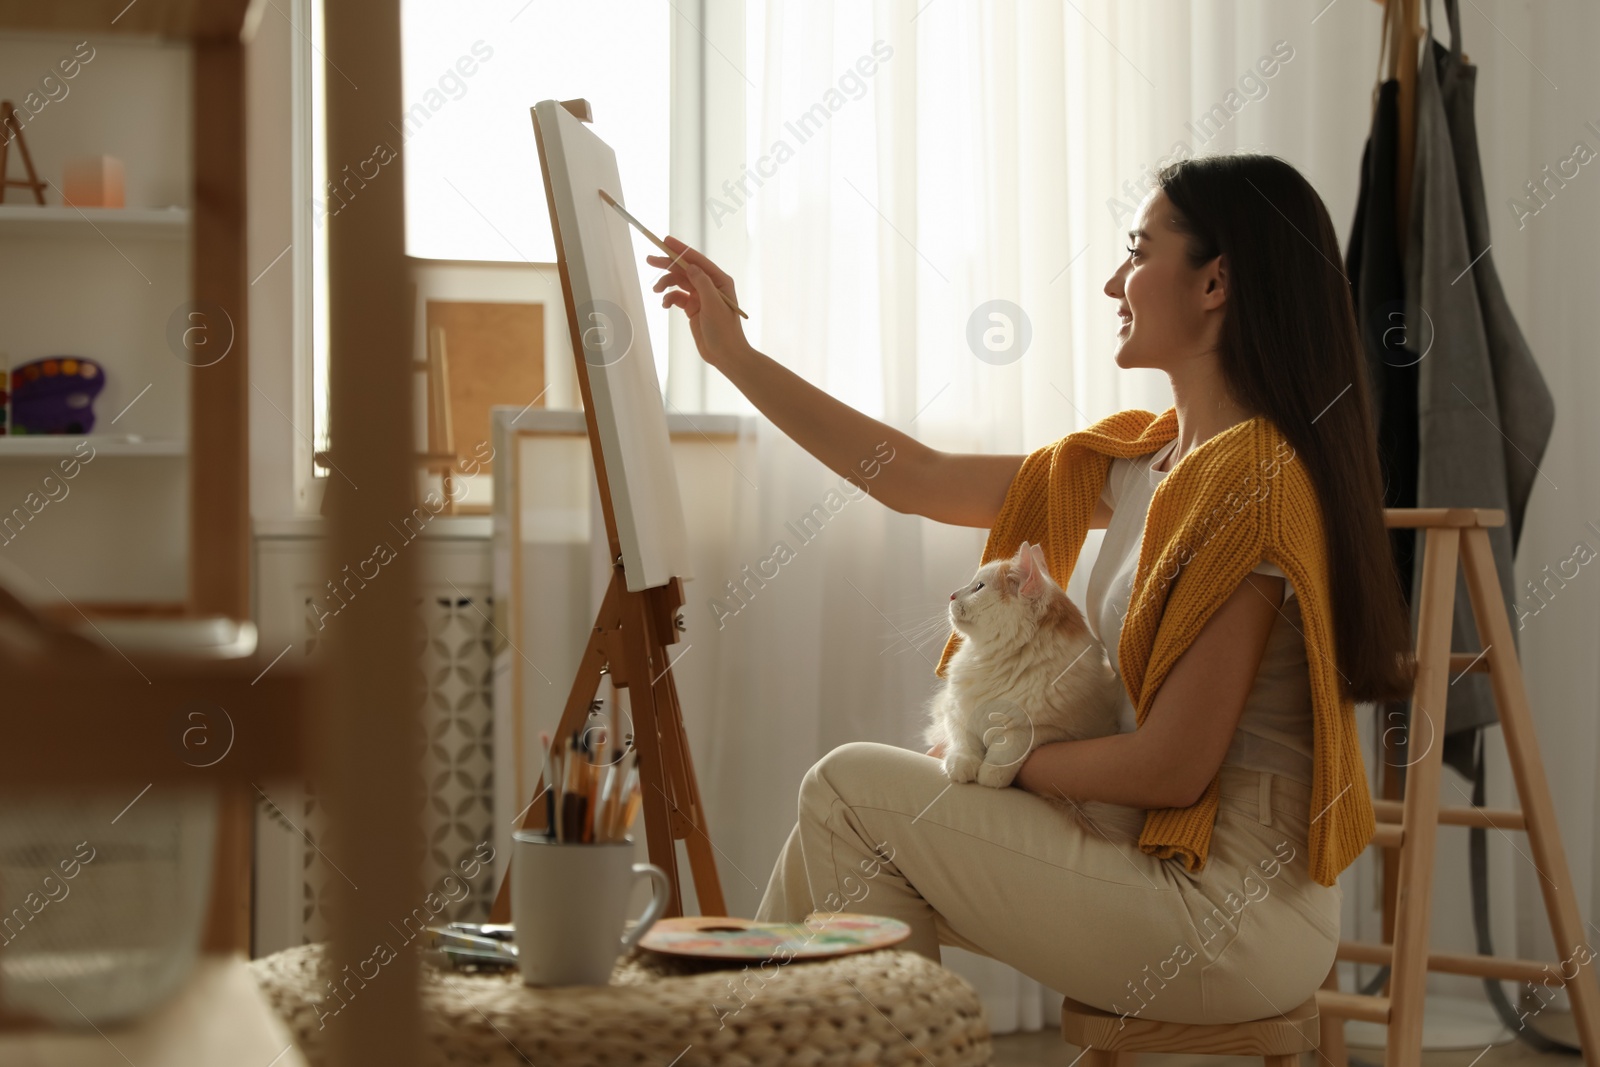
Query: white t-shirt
1085 437 1315 785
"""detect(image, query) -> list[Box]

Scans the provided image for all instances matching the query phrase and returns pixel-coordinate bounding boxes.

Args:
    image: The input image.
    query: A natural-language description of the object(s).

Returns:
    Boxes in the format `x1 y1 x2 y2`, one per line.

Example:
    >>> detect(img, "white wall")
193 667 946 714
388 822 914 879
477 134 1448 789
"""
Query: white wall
1474 4 1600 998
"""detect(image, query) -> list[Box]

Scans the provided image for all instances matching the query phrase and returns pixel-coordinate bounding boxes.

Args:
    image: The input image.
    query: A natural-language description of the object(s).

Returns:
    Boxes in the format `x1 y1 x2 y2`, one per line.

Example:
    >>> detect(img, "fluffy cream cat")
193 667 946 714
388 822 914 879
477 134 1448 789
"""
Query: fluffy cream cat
925 540 1147 845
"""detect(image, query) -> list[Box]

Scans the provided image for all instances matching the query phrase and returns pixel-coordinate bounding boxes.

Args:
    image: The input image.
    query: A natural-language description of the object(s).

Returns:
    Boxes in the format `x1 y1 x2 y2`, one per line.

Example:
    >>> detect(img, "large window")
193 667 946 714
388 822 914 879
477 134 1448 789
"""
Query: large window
309 0 672 467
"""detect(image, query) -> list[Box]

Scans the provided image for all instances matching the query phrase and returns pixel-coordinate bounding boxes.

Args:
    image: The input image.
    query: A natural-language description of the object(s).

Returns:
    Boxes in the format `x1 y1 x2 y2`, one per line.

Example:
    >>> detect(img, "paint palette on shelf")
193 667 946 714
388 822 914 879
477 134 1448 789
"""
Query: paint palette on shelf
9 357 105 435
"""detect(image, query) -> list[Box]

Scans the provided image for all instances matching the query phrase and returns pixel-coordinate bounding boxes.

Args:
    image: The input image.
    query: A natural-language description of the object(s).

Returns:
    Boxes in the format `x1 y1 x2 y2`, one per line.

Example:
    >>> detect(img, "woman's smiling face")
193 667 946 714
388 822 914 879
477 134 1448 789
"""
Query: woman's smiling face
1103 189 1227 372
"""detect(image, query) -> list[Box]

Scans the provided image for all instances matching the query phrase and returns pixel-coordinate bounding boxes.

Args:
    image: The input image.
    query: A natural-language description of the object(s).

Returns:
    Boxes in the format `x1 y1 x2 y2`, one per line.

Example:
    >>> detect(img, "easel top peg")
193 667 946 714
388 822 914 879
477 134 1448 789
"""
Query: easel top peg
1383 507 1506 529
560 98 593 123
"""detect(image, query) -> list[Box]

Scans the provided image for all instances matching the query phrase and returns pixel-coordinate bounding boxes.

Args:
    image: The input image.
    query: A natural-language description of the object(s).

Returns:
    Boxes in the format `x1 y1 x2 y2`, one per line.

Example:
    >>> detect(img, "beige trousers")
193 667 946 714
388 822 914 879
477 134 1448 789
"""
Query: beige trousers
754 741 1341 1024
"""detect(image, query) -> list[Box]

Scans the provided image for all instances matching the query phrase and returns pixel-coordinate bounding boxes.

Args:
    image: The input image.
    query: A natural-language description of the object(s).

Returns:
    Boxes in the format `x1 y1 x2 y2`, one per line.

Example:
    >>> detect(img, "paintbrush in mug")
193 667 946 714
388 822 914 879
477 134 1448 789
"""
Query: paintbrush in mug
598 188 749 319
615 762 642 840
602 754 642 842
561 731 589 843
555 734 575 842
581 733 599 843
557 731 574 842
595 756 620 842
595 742 633 841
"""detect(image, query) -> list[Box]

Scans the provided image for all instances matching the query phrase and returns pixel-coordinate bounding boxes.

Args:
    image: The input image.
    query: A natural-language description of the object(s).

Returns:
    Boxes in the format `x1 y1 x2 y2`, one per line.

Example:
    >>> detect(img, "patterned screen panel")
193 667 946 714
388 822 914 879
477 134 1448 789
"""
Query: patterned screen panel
261 591 498 941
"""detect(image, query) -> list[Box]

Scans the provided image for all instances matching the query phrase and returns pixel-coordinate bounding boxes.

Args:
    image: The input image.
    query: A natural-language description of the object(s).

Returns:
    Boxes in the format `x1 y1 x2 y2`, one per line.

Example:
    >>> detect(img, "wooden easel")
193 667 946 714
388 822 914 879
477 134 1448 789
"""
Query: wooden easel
488 98 726 922
0 100 47 204
1317 508 1600 1067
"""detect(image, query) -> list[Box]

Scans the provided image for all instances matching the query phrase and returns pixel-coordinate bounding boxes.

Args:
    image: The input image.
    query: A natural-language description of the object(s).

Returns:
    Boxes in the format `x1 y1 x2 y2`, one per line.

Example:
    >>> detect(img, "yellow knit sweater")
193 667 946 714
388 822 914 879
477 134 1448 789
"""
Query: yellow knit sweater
936 407 1375 887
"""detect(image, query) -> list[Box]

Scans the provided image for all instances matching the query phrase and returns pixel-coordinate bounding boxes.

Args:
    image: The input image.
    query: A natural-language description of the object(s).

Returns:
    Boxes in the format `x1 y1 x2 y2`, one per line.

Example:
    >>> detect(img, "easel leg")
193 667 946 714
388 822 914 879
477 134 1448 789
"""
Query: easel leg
620 590 685 915
1461 527 1600 1058
643 585 732 921
659 671 729 915
1386 526 1459 1067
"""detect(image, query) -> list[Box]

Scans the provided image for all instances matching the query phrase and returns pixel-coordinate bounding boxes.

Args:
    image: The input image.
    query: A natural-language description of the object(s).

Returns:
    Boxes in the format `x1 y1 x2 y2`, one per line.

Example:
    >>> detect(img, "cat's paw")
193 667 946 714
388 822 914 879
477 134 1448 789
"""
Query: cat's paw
980 726 1033 769
944 751 981 783
976 759 1021 789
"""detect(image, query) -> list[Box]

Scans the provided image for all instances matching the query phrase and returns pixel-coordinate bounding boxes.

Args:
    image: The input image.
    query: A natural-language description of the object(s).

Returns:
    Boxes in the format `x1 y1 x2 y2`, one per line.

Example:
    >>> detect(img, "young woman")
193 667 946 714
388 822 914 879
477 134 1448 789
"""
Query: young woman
649 154 1412 1023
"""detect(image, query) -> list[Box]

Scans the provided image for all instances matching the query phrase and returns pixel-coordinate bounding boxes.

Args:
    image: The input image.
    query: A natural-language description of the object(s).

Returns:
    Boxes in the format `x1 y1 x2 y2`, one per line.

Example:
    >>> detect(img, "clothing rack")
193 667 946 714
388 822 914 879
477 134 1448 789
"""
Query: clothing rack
1379 0 1472 254
1381 0 1421 250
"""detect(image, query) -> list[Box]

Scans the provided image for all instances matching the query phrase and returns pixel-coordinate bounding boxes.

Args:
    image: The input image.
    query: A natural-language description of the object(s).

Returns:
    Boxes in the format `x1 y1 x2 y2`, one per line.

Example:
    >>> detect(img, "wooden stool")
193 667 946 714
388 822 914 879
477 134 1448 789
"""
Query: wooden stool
1315 508 1600 1066
1061 993 1318 1066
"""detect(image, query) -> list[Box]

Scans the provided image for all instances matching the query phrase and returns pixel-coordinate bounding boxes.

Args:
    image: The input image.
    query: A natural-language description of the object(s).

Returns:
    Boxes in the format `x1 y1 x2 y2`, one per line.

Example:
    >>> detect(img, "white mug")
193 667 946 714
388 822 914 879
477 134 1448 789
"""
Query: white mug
510 831 671 986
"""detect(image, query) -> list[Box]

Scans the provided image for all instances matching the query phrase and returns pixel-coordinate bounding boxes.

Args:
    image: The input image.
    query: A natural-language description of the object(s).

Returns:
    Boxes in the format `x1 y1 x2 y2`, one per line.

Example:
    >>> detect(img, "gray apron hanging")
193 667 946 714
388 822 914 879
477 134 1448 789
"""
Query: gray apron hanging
1433 0 1555 554
1404 0 1553 780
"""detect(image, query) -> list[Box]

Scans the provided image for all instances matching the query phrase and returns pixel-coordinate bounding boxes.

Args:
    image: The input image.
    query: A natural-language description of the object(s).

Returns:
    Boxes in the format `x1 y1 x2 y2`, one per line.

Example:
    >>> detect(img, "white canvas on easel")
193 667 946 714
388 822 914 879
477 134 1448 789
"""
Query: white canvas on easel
533 98 691 592
488 99 725 922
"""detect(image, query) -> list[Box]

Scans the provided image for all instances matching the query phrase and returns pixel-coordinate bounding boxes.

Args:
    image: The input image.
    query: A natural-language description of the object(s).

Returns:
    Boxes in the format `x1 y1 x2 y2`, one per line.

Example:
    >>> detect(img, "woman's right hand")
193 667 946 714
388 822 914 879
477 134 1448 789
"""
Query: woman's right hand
649 236 751 370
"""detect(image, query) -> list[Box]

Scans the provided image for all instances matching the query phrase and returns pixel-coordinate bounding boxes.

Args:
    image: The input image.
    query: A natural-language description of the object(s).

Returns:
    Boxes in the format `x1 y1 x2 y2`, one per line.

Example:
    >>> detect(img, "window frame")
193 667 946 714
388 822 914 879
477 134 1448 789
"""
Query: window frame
290 0 723 512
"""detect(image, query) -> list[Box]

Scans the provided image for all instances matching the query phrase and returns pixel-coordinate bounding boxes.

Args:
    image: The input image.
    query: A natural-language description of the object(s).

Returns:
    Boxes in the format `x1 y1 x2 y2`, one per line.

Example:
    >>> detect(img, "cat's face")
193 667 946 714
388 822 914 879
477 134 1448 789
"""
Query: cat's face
948 540 1083 644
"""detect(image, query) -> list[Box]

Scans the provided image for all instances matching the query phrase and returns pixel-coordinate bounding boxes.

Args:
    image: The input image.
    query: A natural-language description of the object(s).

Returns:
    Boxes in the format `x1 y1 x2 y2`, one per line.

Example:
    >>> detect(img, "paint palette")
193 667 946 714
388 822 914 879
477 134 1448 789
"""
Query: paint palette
10 356 105 434
635 913 910 962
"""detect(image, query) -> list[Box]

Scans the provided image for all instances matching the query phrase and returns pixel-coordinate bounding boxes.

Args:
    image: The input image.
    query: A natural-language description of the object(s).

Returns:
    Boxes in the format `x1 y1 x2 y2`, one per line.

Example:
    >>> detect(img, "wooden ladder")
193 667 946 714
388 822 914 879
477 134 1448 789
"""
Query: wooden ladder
1317 507 1600 1066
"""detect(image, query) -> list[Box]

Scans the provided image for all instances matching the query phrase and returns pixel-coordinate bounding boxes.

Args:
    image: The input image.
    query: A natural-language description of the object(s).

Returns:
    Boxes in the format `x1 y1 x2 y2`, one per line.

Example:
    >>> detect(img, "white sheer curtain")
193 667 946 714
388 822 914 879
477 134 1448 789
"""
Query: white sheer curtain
654 0 1600 1034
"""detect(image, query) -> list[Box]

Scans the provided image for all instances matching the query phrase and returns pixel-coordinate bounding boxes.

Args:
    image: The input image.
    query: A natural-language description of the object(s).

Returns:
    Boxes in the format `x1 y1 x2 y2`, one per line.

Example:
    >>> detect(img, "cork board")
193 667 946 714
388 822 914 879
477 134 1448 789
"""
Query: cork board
423 299 545 471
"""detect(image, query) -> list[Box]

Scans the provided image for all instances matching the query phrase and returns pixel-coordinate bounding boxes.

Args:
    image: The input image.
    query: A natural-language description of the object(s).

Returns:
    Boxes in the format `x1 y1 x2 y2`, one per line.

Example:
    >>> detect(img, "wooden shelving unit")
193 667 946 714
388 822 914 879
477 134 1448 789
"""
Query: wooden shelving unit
0 1 310 1062
0 0 425 1064
0 15 243 610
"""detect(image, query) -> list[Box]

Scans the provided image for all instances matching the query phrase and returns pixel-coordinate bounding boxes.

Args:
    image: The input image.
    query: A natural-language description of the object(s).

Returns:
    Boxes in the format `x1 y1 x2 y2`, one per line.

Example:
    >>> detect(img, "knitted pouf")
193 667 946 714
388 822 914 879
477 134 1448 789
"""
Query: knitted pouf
249 940 992 1067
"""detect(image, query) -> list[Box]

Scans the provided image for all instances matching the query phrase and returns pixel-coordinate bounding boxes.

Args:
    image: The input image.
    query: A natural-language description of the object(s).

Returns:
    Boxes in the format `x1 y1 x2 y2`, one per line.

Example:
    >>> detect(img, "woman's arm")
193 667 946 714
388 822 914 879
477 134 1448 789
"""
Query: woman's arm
715 343 1028 527
1014 572 1284 810
652 237 1113 531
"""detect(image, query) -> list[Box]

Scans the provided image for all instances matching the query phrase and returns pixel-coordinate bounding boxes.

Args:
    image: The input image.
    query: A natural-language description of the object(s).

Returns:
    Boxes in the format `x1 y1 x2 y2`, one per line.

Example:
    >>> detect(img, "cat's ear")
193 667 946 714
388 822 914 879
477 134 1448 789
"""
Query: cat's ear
1015 542 1043 597
1028 543 1052 586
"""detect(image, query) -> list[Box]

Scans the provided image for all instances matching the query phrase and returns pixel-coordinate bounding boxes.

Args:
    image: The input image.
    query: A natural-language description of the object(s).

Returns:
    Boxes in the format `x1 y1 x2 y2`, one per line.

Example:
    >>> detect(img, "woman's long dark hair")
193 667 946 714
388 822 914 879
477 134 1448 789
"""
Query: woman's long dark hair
1157 153 1415 704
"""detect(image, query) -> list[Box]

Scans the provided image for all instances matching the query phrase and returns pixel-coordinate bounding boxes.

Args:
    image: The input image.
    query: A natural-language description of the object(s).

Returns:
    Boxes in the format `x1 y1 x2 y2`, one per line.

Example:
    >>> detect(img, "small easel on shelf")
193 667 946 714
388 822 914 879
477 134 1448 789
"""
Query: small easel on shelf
488 98 725 922
1317 508 1600 1067
0 101 47 205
